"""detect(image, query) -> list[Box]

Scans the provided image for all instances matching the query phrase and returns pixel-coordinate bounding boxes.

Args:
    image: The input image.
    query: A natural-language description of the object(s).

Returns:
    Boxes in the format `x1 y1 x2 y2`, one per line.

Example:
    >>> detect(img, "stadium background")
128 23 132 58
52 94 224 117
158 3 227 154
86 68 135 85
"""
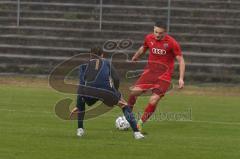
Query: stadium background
0 0 239 82
0 0 240 159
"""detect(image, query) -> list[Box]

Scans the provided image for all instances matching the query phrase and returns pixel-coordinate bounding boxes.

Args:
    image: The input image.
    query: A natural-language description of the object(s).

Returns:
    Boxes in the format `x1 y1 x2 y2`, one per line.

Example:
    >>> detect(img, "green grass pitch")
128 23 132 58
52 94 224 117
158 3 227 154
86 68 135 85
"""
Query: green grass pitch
0 78 240 159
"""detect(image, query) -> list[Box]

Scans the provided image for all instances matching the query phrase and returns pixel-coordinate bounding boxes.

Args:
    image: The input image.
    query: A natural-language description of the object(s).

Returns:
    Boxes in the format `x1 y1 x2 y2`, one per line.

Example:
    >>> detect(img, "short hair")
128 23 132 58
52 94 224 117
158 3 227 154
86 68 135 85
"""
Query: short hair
154 20 167 29
90 46 104 56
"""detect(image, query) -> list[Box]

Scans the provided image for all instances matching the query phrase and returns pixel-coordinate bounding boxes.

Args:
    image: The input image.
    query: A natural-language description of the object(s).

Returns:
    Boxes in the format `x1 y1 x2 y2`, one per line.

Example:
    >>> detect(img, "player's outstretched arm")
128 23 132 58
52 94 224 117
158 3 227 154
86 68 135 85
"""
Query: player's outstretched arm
132 46 146 61
176 55 185 89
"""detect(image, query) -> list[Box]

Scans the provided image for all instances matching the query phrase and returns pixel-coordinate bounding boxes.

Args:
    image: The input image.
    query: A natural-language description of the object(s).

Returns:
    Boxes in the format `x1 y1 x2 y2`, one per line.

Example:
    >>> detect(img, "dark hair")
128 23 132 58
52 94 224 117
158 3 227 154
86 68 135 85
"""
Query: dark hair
90 46 104 56
154 20 167 29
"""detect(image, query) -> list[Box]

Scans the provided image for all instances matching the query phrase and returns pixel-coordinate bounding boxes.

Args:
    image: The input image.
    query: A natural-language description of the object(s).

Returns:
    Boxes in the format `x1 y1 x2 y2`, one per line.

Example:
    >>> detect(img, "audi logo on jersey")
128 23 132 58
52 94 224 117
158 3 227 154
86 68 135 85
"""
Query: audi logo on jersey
152 48 167 55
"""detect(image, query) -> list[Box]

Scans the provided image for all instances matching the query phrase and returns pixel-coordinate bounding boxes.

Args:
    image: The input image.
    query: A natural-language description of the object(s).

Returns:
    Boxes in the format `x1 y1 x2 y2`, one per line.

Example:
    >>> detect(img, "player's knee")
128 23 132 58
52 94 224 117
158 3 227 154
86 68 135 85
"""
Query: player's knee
130 89 143 96
149 99 159 105
149 95 161 105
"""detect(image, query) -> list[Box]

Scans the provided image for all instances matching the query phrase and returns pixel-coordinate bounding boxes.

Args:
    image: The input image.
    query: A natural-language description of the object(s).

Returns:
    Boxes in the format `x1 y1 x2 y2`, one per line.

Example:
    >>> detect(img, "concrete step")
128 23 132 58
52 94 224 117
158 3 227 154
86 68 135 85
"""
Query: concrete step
170 8 240 19
0 10 17 17
174 34 240 45
17 1 240 11
19 0 240 9
181 42 240 54
1 10 239 27
1 64 238 83
0 35 239 54
170 24 240 35
1 26 240 43
1 53 240 82
2 1 238 19
20 0 99 3
1 1 240 18
185 63 240 79
171 1 240 10
20 2 100 12
0 53 64 66
0 44 88 57
1 43 240 67
1 52 240 68
108 6 240 18
104 14 240 26
1 18 239 35
183 52 240 64
0 35 106 49
1 40 239 64
0 26 144 39
14 18 101 29
181 72 240 83
0 10 98 20
19 0 240 5
0 1 17 10
1 26 239 45
0 49 239 73
0 17 17 26
0 63 51 74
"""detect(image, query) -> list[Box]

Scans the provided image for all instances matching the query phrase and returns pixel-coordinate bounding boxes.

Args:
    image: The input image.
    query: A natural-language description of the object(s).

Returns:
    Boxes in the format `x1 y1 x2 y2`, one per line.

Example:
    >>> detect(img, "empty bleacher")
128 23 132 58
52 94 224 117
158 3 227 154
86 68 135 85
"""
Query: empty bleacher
0 0 239 82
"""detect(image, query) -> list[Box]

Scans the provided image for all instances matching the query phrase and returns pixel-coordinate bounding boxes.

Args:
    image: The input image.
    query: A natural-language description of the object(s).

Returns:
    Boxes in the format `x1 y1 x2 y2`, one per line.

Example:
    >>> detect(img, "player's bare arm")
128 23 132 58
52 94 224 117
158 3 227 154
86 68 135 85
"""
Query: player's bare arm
176 55 185 89
131 46 146 61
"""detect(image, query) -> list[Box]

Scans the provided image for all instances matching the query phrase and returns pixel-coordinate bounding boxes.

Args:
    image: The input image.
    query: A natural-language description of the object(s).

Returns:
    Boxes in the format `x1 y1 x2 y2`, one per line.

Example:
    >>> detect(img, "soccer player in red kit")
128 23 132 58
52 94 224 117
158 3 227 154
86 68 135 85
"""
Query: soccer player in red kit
128 21 185 131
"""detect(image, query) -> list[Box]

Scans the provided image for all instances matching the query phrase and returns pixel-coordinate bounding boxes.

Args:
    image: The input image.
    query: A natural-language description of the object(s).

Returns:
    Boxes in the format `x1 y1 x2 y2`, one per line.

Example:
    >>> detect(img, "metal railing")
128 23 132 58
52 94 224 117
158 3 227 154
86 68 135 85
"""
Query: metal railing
167 0 171 33
99 0 103 31
17 0 20 27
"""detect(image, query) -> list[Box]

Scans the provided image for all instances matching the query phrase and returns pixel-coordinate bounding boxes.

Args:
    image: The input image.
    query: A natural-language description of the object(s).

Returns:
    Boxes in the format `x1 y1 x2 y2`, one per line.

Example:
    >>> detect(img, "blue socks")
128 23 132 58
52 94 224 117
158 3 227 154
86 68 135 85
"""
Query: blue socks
77 96 85 129
77 95 139 133
122 105 139 132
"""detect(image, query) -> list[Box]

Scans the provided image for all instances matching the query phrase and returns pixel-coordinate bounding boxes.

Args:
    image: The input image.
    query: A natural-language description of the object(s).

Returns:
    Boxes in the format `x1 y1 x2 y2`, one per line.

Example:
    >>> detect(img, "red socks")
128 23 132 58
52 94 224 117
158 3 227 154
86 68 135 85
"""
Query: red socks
128 95 158 122
141 103 157 123
128 95 137 110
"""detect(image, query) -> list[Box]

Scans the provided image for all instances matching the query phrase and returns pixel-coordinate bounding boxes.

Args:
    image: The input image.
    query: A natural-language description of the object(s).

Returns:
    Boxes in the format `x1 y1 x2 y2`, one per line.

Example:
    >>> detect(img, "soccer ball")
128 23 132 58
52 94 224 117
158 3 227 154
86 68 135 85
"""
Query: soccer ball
115 116 130 130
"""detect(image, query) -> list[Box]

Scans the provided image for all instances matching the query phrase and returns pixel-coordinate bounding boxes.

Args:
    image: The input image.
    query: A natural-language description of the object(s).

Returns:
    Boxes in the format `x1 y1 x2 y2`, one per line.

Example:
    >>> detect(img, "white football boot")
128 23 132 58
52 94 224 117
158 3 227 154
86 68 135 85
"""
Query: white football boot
134 131 145 140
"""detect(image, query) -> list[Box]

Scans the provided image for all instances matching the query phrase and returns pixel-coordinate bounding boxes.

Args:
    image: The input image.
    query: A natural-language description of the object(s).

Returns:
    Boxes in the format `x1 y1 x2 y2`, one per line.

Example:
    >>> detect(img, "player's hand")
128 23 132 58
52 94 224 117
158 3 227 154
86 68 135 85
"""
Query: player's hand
131 56 138 62
178 79 184 89
69 107 79 119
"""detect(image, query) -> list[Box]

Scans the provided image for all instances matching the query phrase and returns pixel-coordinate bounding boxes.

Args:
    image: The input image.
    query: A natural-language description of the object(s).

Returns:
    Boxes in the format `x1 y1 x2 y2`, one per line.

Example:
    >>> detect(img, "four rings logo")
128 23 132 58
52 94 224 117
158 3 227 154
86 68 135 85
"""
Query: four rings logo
152 48 167 55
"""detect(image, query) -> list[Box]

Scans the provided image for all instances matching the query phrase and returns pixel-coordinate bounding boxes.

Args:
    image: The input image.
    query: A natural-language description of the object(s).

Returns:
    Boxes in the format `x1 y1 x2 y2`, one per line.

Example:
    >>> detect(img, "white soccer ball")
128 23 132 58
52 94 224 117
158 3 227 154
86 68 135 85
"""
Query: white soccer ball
115 116 130 130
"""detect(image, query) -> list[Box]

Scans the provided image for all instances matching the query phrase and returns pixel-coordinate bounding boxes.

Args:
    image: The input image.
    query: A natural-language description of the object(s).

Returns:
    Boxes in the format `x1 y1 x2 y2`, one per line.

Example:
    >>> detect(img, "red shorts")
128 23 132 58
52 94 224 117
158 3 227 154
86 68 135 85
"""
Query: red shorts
134 69 171 96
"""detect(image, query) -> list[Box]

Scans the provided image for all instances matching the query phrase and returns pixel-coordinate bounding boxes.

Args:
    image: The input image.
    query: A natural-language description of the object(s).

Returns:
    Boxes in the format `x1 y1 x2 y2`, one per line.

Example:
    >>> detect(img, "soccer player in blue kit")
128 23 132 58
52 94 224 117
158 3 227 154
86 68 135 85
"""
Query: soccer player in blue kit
70 47 144 139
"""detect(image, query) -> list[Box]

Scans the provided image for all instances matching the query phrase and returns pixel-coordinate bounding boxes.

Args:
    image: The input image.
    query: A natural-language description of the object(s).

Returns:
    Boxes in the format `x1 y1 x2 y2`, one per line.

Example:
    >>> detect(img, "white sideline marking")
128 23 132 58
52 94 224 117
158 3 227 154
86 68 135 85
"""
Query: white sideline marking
0 108 52 114
0 108 240 126
186 120 240 126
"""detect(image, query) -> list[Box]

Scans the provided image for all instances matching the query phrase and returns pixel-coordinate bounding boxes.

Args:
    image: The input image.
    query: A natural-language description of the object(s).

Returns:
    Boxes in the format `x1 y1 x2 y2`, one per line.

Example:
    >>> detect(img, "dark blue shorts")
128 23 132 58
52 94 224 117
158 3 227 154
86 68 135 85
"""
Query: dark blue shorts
77 85 121 107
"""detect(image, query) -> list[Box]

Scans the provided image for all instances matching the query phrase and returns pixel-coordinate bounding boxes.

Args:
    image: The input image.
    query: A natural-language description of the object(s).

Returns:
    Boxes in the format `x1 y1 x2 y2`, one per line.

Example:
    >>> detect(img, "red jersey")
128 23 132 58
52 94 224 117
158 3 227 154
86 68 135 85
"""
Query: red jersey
142 33 182 81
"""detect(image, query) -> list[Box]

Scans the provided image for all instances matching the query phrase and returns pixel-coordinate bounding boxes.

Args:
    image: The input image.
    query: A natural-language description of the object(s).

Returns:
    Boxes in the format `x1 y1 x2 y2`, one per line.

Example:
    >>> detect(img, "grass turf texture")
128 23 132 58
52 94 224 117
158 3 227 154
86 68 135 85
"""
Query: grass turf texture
0 77 240 159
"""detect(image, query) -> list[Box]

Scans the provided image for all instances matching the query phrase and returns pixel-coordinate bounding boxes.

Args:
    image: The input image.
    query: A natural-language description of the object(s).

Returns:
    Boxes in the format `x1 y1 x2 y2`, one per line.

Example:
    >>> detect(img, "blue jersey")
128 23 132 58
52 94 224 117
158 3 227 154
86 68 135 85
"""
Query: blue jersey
78 58 121 106
79 59 112 89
